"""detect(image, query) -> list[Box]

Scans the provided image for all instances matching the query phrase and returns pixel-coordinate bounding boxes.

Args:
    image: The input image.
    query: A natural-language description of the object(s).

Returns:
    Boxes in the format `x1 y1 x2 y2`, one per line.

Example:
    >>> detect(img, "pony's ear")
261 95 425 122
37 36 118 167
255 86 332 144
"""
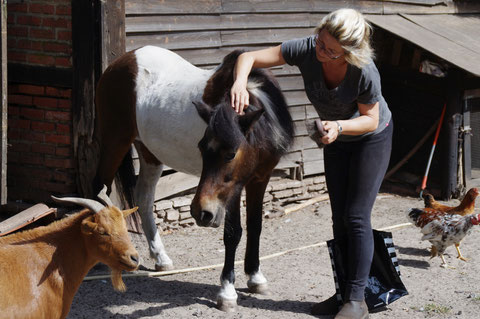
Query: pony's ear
238 109 264 135
193 100 213 123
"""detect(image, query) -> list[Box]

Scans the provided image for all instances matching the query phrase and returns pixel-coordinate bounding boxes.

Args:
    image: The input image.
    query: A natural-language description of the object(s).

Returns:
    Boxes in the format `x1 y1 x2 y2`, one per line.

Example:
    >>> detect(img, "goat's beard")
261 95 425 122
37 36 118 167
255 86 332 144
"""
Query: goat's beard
111 269 126 292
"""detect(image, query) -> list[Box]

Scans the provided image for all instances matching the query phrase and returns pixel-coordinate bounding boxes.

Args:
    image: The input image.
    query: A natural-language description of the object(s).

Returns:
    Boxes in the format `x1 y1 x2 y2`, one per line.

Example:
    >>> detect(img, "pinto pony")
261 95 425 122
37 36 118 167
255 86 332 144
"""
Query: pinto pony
94 46 294 310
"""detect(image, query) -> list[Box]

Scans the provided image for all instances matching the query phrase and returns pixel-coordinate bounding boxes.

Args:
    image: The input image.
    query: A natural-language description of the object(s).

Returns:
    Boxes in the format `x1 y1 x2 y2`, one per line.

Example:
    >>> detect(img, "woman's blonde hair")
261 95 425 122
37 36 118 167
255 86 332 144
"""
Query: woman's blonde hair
314 8 374 68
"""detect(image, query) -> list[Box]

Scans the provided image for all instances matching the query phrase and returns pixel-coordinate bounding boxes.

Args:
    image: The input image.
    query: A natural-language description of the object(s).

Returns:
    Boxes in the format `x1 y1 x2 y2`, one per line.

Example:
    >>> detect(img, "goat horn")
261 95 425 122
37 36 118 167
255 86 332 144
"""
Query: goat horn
97 184 115 207
51 196 105 214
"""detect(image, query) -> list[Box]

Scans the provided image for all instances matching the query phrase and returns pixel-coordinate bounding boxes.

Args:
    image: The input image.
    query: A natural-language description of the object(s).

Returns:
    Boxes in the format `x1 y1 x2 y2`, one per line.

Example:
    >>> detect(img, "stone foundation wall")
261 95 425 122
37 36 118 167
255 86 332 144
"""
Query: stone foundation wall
153 175 327 231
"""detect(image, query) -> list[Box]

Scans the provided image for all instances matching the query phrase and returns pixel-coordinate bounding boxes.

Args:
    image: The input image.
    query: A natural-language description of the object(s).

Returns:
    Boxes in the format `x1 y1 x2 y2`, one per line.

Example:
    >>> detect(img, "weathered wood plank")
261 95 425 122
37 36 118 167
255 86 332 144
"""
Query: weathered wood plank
127 31 222 51
126 0 221 15
288 105 306 121
304 148 323 162
221 28 313 46
154 172 200 201
126 13 312 33
277 76 305 91
303 159 325 176
221 0 314 13
294 121 307 136
401 14 480 55
0 0 7 204
100 0 126 70
383 1 480 14
0 204 56 237
366 14 480 77
306 105 319 119
284 91 310 106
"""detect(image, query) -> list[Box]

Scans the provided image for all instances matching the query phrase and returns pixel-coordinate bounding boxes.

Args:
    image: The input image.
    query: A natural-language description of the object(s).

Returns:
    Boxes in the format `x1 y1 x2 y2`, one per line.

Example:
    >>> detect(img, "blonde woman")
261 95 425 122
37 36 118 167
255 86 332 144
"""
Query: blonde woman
231 8 392 319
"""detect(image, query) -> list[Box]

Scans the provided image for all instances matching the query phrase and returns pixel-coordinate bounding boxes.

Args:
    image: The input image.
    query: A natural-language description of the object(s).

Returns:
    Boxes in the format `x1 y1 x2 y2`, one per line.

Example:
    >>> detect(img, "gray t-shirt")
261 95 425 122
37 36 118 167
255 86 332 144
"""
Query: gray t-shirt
281 35 391 142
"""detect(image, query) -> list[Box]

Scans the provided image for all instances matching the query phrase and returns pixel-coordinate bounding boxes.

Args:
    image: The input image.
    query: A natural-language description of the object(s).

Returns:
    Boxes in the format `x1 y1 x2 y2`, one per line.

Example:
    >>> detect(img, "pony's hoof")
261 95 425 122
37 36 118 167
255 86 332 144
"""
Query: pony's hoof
248 282 270 295
217 298 237 312
155 263 174 271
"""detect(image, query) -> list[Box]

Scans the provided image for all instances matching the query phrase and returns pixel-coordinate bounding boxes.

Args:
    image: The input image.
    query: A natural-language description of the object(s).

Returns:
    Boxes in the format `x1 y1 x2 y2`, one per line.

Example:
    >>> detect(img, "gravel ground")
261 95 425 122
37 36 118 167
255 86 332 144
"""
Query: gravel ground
68 193 480 318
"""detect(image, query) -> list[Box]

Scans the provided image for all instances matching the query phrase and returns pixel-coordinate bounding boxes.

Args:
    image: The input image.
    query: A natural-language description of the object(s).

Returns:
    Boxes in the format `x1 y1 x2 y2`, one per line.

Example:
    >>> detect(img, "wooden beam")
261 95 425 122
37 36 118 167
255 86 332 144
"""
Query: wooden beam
0 0 7 204
100 0 126 70
72 0 100 198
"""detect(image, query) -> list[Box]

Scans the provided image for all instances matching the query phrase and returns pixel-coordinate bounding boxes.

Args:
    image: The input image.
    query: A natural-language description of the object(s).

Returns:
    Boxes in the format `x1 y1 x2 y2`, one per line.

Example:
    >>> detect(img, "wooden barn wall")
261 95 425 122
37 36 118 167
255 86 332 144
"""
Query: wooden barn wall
124 0 480 179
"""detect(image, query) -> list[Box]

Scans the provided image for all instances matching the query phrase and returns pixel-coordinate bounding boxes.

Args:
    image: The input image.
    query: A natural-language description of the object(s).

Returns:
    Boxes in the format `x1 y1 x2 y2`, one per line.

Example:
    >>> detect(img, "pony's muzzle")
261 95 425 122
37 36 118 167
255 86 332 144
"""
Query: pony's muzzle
195 210 216 227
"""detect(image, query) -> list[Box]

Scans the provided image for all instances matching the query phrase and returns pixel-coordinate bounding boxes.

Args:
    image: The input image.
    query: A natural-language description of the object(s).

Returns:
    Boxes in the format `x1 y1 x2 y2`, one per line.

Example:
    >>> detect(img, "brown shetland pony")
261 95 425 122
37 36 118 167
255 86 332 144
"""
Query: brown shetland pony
93 46 294 311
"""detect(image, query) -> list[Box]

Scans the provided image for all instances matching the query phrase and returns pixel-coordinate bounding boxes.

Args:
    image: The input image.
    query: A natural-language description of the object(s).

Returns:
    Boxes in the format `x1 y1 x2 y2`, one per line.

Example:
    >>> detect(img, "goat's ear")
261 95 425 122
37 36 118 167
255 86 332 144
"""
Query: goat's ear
122 206 138 218
238 109 264 135
193 100 213 123
81 218 97 235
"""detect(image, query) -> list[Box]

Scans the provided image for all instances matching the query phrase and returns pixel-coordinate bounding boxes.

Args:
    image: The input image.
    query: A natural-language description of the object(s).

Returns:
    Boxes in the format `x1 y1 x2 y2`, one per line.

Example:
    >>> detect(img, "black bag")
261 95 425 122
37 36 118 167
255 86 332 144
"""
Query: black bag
327 230 408 311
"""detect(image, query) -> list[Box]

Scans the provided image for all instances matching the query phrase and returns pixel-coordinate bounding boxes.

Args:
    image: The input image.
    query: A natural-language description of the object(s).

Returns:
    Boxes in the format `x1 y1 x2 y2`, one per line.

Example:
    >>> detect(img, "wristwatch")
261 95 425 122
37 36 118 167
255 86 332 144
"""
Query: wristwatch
335 121 342 135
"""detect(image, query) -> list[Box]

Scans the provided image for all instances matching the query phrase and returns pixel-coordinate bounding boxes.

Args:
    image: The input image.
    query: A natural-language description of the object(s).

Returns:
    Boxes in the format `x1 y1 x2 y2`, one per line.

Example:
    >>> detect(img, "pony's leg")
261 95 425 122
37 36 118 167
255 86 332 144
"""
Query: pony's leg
217 196 242 312
244 177 270 294
134 141 173 271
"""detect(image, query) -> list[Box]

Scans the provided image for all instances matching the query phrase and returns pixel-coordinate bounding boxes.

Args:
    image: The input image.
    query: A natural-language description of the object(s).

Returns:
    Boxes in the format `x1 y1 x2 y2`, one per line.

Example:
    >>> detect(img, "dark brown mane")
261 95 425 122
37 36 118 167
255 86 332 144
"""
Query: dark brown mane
202 50 295 156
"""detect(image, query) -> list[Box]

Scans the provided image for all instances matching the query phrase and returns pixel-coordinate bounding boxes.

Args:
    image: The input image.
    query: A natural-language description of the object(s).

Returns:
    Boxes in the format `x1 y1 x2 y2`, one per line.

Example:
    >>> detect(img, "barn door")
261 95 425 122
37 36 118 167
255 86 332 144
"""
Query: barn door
0 0 8 204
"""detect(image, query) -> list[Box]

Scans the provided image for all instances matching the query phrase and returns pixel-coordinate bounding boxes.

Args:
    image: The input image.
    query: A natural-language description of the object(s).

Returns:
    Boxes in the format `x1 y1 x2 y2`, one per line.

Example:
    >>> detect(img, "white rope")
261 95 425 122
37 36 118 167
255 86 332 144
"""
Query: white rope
83 222 414 282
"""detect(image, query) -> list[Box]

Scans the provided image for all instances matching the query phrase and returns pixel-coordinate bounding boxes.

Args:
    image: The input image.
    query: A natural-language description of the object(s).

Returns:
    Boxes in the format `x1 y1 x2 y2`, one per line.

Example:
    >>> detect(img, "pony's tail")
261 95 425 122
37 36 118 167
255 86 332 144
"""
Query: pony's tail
115 148 136 209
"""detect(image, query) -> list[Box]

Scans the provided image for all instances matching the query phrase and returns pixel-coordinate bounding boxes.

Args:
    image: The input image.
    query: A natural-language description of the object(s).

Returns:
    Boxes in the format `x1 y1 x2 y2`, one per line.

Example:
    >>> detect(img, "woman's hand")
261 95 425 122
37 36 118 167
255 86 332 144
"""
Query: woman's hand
230 80 249 115
321 121 341 144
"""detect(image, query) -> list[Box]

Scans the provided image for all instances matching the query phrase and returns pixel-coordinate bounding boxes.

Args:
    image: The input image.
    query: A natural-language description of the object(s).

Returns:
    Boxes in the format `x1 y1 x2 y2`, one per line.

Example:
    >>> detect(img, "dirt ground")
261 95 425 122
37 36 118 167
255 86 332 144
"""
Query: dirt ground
69 192 480 318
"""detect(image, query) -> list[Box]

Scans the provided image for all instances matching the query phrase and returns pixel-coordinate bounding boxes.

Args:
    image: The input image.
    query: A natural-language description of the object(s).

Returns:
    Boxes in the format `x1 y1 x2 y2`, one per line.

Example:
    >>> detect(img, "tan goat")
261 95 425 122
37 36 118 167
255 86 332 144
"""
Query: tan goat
0 188 139 319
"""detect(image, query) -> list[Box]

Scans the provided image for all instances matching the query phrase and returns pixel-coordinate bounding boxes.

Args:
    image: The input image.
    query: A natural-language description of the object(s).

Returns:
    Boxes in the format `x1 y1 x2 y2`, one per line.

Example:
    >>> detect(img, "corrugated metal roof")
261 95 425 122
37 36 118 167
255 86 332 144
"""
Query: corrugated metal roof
366 14 480 77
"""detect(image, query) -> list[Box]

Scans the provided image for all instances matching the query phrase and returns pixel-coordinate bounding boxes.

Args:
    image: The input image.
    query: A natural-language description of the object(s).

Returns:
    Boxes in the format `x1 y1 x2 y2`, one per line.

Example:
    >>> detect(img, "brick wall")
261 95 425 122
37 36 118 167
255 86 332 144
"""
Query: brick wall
6 0 75 203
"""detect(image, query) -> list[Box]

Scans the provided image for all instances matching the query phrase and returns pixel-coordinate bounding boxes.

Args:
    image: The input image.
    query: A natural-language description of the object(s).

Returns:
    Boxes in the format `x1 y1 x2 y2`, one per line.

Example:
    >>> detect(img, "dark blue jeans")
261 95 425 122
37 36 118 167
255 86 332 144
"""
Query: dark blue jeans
324 121 393 301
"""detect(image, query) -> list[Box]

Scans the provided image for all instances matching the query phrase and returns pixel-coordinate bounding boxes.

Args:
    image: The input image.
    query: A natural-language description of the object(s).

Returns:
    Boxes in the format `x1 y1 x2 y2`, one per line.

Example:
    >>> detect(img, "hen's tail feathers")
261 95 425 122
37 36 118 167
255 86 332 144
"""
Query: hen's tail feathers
407 208 424 226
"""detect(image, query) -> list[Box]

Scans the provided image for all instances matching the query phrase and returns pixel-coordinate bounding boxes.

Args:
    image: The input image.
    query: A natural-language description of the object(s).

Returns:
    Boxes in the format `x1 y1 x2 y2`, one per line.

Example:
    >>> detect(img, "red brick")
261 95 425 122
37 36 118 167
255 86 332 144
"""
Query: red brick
7 26 28 37
55 146 71 157
8 106 21 116
21 131 45 143
29 3 55 14
18 84 44 96
8 94 33 106
56 123 70 134
42 17 70 29
57 30 71 41
8 130 21 140
16 39 32 50
7 15 15 25
46 87 71 98
32 121 55 132
33 96 58 108
32 143 56 155
55 5 71 16
7 51 27 63
20 153 45 166
31 41 44 51
7 152 20 163
53 170 73 183
10 142 30 153
57 99 71 109
10 119 31 130
7 3 28 13
11 166 53 180
21 108 45 120
45 134 70 145
17 15 42 26
43 42 71 54
45 157 74 169
27 54 55 66
45 110 70 121
7 38 16 48
54 57 72 68
30 28 56 40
